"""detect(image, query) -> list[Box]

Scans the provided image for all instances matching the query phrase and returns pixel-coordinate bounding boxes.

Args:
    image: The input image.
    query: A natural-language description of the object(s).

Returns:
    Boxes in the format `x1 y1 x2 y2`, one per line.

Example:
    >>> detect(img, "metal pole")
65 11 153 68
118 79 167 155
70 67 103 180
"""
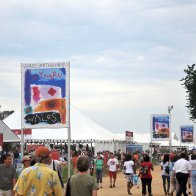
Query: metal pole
168 106 173 153
169 113 172 153
67 118 71 177
21 64 24 159
67 62 71 178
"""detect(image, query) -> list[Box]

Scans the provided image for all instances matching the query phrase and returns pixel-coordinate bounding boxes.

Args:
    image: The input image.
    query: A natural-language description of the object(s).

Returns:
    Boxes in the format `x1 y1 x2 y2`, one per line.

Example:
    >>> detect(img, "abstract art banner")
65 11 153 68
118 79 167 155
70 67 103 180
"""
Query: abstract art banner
180 125 194 143
21 62 70 129
151 114 170 141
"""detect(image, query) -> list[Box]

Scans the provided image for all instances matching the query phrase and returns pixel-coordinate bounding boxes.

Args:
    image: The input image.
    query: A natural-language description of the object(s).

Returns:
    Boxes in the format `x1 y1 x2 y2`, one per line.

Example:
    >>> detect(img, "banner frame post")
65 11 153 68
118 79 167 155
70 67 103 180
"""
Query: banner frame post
168 105 173 153
21 64 24 158
67 62 71 178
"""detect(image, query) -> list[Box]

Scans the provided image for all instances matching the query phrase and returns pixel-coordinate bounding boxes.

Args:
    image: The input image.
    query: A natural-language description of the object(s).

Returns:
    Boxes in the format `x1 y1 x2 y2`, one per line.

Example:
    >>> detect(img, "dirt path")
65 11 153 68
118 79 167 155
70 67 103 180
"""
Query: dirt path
98 165 193 196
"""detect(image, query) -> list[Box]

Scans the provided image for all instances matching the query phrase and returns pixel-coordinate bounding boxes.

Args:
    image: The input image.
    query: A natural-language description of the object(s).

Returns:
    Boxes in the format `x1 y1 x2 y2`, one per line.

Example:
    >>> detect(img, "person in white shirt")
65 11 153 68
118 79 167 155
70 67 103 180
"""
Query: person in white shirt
190 154 196 196
124 154 134 195
107 152 119 188
48 158 66 188
173 152 191 196
160 154 170 195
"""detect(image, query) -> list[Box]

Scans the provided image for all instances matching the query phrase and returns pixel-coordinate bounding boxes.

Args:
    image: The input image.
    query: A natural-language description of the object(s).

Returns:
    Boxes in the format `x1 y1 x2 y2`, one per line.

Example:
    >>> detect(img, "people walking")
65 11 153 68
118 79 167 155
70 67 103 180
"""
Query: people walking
173 152 191 196
48 157 67 188
161 154 170 195
0 154 17 196
190 153 196 196
107 152 119 188
71 151 78 174
14 146 62 196
170 155 179 196
95 153 104 189
123 154 134 195
65 155 97 196
140 154 154 196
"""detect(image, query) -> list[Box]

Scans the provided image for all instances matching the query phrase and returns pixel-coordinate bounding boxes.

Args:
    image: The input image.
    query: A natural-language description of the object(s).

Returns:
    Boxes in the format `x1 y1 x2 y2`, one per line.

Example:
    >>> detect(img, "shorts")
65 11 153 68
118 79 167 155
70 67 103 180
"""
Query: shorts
125 173 133 182
109 171 117 179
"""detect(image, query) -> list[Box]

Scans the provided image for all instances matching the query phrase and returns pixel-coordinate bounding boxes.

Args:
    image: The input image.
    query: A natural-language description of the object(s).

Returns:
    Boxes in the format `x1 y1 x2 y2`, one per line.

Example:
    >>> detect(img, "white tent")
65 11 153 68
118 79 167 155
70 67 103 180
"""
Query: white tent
114 132 194 147
3 106 117 141
0 120 20 142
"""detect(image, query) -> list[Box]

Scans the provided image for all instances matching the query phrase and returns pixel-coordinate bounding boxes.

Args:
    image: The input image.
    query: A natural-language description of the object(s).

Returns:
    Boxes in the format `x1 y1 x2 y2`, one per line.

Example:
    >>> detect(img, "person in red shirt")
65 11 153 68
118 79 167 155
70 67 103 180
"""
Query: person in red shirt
71 151 78 174
140 154 154 196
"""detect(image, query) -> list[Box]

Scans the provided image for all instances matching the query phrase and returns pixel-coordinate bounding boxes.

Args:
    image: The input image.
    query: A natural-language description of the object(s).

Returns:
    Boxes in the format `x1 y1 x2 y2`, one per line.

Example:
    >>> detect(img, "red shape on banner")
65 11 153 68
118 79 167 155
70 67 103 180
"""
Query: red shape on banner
48 88 57 96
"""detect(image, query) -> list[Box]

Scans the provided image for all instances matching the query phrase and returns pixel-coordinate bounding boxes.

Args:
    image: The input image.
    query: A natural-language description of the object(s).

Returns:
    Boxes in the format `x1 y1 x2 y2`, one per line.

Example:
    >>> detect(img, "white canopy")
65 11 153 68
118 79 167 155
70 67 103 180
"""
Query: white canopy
5 106 192 148
114 132 194 147
0 120 20 142
3 106 117 141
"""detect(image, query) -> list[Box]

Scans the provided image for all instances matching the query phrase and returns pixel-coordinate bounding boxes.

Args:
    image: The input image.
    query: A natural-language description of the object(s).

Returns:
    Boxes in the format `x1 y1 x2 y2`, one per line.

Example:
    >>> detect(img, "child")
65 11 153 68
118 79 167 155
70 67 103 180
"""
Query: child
133 170 140 189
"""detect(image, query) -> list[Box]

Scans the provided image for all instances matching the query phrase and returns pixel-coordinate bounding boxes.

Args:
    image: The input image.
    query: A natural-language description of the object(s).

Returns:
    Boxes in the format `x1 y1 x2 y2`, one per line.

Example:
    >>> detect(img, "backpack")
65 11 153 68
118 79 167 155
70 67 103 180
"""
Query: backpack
53 160 64 188
139 166 148 175
165 165 170 174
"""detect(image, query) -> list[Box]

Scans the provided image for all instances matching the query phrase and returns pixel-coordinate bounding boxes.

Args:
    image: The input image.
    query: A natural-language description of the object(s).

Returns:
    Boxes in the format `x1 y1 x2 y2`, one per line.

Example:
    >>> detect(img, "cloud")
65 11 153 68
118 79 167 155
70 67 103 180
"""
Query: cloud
0 0 195 133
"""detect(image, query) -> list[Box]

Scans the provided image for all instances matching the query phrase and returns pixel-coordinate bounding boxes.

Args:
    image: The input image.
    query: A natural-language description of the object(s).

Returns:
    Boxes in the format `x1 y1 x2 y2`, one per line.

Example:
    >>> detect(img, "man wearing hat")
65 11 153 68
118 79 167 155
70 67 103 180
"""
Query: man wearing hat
14 147 62 196
16 156 31 176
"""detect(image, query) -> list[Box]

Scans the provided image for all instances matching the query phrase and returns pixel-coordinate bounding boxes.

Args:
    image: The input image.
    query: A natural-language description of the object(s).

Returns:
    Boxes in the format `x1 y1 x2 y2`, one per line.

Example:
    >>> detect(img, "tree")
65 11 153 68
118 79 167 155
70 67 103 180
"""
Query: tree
180 64 196 121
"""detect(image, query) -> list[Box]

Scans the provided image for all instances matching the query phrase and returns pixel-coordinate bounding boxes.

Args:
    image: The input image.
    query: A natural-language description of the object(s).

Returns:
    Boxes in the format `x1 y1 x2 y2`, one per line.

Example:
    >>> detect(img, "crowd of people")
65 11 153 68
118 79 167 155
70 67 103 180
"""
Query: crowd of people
0 146 196 196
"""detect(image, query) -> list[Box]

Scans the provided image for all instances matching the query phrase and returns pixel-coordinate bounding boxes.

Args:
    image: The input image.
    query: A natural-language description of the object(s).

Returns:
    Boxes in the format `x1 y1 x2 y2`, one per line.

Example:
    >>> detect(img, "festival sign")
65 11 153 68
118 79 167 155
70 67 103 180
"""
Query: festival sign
0 133 3 146
125 131 133 142
126 144 143 154
21 62 70 129
151 114 170 141
180 125 194 143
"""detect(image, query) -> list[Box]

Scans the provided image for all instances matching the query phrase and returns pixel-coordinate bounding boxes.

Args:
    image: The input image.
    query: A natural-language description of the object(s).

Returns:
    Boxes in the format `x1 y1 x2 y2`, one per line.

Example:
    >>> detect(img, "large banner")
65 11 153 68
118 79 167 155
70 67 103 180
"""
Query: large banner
151 114 170 141
21 62 70 129
180 125 194 143
125 131 133 142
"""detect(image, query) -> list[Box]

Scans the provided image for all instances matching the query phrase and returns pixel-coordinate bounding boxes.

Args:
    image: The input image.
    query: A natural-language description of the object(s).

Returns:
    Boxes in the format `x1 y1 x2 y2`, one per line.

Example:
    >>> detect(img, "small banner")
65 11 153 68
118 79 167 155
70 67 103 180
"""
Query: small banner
180 125 194 143
151 114 170 141
126 144 143 154
125 131 133 142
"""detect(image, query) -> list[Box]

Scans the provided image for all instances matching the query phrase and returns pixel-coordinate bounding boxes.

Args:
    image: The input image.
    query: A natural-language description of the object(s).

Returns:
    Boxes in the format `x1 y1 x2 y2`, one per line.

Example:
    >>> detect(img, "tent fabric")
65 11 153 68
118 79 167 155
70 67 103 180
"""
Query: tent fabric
4 106 192 147
0 120 20 142
3 106 117 141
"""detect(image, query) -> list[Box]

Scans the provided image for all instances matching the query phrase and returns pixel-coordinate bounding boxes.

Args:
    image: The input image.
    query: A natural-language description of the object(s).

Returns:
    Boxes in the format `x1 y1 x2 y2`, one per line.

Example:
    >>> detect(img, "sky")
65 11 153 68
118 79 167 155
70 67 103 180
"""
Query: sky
0 0 196 137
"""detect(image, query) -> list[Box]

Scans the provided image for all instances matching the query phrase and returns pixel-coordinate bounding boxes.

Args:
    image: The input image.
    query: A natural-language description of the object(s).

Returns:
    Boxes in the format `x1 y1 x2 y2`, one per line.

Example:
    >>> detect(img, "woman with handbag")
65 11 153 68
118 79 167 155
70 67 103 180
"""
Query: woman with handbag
140 154 154 196
161 154 170 195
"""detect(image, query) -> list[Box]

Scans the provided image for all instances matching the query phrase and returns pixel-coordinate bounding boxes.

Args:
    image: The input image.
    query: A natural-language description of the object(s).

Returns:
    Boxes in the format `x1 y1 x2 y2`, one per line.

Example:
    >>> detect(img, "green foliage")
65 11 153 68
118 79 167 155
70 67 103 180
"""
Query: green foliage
180 64 196 121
